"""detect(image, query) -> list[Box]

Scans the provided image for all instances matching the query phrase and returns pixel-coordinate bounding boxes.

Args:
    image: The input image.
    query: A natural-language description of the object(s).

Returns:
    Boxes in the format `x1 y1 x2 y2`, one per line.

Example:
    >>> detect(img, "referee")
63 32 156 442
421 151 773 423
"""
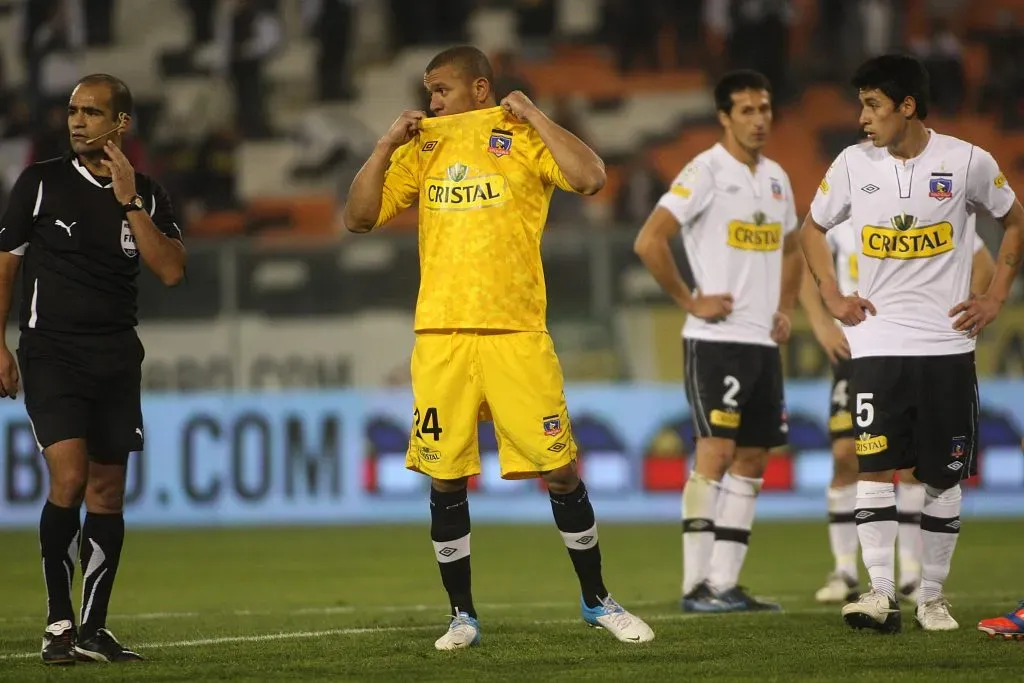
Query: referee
0 74 185 664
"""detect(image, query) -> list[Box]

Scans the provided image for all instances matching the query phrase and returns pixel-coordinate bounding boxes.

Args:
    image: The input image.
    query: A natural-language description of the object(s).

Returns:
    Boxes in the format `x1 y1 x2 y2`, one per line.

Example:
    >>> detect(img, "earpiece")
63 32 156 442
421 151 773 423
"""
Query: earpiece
85 112 129 145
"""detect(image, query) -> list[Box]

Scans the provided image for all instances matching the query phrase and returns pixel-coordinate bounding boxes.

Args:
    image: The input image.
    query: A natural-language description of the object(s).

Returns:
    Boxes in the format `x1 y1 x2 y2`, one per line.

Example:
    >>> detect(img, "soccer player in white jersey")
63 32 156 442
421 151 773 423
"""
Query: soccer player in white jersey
801 54 1024 633
635 70 801 613
802 216 995 605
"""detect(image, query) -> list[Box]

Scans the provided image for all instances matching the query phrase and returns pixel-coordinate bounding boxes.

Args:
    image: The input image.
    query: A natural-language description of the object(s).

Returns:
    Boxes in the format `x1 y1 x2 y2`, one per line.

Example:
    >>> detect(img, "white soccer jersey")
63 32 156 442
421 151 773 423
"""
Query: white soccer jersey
657 143 798 346
811 131 1015 357
826 214 985 296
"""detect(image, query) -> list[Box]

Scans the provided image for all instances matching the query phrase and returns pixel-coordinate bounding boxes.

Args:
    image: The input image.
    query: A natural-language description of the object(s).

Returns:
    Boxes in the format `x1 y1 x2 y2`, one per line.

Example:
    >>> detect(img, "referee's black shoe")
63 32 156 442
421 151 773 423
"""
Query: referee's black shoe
41 620 77 665
75 628 144 663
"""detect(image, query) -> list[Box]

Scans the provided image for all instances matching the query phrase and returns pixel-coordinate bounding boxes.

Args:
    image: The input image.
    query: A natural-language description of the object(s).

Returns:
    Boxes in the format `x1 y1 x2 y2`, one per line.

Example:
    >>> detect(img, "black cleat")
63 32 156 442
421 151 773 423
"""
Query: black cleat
715 586 783 612
680 581 730 613
41 620 78 665
75 628 144 663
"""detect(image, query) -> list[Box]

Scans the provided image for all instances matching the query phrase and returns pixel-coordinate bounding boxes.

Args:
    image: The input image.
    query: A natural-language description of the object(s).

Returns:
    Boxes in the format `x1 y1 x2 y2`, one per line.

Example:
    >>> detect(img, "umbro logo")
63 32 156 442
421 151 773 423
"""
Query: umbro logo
575 535 595 546
947 461 964 471
438 546 458 558
861 184 880 194
946 520 962 530
688 519 711 530
854 510 875 520
55 219 76 236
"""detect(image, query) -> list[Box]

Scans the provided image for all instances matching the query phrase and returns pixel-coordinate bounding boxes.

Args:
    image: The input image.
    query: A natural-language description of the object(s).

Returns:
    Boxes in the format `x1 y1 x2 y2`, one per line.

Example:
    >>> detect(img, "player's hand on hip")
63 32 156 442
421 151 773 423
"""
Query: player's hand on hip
685 292 733 322
380 110 425 148
500 91 539 123
0 347 19 399
814 323 851 364
99 140 137 205
771 310 792 344
824 290 876 326
950 293 1001 338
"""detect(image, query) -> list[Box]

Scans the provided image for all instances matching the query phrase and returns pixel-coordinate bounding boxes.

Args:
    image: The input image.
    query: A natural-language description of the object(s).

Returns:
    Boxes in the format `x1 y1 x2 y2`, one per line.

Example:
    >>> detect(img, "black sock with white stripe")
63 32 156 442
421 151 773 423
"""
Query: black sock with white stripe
79 512 125 636
550 480 607 609
430 487 475 619
40 501 81 626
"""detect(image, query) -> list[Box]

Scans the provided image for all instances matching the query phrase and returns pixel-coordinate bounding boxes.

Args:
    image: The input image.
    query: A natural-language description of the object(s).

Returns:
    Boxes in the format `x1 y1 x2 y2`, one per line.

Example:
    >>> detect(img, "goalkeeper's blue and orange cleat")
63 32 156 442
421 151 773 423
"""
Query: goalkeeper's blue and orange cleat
977 600 1024 640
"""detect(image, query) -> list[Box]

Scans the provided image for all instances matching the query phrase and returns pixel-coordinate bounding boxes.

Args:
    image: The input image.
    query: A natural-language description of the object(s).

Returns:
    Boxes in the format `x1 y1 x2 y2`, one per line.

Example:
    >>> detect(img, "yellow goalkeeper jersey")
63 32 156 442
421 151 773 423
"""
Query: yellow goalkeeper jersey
374 106 577 332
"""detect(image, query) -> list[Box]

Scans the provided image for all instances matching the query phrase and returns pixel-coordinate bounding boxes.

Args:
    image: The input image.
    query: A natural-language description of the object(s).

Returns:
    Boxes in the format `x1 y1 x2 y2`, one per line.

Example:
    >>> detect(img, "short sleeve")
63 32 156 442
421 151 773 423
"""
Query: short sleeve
655 160 715 228
147 179 182 242
537 143 576 193
375 142 420 228
809 151 852 230
0 166 41 255
966 147 1016 219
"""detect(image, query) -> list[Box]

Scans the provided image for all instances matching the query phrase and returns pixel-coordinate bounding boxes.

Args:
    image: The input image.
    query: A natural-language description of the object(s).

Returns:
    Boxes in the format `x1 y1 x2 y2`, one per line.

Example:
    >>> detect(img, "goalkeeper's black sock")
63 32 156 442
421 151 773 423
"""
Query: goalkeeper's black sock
550 480 607 609
430 487 476 619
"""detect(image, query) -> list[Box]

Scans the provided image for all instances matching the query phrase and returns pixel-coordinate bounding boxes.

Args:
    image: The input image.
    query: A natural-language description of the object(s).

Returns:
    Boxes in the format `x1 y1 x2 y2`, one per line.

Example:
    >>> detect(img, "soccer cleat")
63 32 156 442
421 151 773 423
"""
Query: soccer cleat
898 580 920 604
842 589 902 633
581 595 655 643
714 585 783 612
977 600 1024 640
815 572 859 604
41 620 77 665
915 597 959 631
74 628 143 662
680 581 730 613
434 611 480 651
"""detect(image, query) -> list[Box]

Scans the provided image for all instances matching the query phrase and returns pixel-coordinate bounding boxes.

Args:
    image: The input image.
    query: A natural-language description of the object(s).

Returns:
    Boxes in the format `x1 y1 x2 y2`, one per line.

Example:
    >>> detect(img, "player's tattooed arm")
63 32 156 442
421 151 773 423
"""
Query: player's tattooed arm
986 199 1024 304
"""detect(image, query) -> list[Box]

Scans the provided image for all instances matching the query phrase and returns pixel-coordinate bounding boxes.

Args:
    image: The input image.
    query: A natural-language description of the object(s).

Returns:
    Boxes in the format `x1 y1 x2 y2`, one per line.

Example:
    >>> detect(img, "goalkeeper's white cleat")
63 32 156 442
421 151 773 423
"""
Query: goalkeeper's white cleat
434 611 480 651
581 595 654 643
842 588 902 633
916 597 959 631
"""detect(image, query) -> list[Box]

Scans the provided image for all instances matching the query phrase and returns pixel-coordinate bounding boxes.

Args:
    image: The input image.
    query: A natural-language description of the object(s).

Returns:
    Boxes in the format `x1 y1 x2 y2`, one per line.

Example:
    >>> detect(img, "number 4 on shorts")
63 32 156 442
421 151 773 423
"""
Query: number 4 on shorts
415 406 443 441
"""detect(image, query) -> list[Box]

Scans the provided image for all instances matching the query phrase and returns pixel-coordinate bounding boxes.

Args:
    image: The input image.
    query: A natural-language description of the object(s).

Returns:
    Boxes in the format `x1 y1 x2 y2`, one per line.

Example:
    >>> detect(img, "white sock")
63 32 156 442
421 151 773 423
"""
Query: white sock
827 484 859 581
855 480 898 600
681 473 719 595
919 484 962 604
707 473 761 593
896 481 926 586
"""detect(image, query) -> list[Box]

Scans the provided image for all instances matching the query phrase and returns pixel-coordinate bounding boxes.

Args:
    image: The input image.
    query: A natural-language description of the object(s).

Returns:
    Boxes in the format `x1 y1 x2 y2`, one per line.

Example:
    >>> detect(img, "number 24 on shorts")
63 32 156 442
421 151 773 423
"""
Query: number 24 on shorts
415 407 443 441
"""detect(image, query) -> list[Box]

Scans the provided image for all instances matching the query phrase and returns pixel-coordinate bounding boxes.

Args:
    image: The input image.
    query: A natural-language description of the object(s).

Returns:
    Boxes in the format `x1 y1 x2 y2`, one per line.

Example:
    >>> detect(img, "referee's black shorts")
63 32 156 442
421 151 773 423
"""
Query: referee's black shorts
17 330 144 464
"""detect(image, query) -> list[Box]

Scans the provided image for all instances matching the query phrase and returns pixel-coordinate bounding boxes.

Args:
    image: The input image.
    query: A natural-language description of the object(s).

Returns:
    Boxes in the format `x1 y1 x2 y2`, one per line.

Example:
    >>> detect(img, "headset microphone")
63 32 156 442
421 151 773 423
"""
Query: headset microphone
84 113 128 145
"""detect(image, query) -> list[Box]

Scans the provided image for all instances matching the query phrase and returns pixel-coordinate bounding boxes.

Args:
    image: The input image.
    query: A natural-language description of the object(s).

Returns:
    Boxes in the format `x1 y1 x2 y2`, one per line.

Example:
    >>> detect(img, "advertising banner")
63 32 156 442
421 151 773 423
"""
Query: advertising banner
1 382 1021 528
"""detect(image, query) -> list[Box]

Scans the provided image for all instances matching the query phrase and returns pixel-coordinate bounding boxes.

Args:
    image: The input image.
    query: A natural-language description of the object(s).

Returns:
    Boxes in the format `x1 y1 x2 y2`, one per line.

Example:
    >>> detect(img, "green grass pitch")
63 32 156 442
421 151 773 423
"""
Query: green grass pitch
0 521 1022 681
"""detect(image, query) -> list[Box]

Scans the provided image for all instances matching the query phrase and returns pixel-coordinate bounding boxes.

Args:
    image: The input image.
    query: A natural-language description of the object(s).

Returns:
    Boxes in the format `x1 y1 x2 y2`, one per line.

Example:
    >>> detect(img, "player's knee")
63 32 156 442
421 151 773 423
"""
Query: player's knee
541 462 580 495
924 483 961 503
859 469 896 483
832 439 858 484
85 466 128 513
898 469 920 485
730 447 768 478
431 477 469 494
48 474 86 508
693 438 734 478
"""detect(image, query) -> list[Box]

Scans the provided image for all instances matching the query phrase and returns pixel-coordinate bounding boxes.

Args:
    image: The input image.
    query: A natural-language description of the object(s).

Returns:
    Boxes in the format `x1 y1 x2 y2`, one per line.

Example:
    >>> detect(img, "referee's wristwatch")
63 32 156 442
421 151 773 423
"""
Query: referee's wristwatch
122 195 145 214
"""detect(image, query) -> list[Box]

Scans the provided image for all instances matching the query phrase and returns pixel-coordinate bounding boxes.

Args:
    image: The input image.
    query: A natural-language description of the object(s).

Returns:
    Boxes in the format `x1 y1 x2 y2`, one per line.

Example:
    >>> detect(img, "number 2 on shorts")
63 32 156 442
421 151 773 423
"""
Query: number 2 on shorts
415 406 444 441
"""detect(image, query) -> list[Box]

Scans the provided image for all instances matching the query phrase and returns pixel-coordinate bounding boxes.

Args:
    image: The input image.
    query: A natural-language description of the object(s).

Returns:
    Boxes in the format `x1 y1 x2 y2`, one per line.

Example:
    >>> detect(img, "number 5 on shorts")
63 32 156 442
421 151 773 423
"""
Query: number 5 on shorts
856 393 874 428
415 406 443 441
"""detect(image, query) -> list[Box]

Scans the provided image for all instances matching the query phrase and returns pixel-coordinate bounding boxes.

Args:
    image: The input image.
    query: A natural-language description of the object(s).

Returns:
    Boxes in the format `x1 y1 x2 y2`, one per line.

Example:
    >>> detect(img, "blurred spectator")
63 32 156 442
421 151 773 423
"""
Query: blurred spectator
661 0 706 69
216 0 282 139
911 17 965 115
302 0 359 102
193 125 240 211
705 0 794 103
977 10 1024 130
492 52 532 101
16 0 85 118
614 147 665 226
547 96 590 224
181 0 217 45
603 0 661 74
388 0 470 50
83 0 115 46
516 0 556 41
28 103 68 163
813 0 862 83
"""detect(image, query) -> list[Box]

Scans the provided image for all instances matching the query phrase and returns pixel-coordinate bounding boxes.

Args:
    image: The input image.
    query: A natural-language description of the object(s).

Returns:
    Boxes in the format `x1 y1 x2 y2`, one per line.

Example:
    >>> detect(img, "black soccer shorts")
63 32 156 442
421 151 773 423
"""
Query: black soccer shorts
683 338 788 449
18 331 144 464
848 352 978 490
829 359 856 441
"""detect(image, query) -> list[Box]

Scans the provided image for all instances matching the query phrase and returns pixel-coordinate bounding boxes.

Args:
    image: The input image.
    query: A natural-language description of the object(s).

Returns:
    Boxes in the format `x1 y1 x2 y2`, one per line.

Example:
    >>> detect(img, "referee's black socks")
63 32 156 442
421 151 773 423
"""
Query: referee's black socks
430 487 476 619
39 501 81 626
79 512 125 636
550 480 607 609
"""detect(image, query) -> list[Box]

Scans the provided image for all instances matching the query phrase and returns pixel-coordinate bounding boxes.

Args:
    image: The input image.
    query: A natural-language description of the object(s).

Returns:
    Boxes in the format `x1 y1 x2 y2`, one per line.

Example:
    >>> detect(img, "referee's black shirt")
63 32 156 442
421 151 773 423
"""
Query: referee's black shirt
0 153 182 336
